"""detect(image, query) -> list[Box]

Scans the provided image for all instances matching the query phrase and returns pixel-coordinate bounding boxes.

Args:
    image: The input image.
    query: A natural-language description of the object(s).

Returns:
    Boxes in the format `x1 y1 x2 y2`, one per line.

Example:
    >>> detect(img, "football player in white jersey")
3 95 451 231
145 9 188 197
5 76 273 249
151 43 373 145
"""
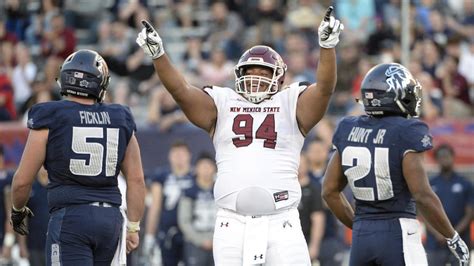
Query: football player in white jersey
136 6 344 266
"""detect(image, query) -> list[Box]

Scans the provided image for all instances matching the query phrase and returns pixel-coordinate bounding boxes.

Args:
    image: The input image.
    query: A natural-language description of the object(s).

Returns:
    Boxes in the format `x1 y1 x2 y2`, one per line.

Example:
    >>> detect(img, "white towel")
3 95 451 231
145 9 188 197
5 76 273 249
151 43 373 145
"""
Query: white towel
111 208 127 266
243 216 269 265
399 218 428 266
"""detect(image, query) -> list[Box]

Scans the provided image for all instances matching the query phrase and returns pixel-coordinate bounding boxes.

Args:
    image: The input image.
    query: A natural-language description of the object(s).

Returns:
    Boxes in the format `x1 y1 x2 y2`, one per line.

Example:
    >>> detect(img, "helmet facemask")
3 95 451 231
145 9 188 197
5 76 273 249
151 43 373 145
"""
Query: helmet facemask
234 63 285 104
396 80 422 118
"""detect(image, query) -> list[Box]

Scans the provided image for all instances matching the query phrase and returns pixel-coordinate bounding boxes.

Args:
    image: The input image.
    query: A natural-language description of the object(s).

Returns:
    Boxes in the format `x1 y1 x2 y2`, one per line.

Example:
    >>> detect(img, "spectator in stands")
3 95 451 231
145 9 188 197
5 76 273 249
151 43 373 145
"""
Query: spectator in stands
197 48 234 87
18 72 61 121
458 38 474 86
286 51 316 84
147 87 188 132
427 9 454 47
297 153 325 264
207 1 244 60
144 141 195 266
329 42 360 115
426 144 474 266
436 55 472 117
4 0 29 41
0 20 17 44
40 13 76 59
63 0 105 44
421 39 441 77
12 42 37 110
0 38 15 78
24 0 61 46
178 153 216 266
336 0 375 42
0 66 16 121
418 72 442 120
26 168 48 266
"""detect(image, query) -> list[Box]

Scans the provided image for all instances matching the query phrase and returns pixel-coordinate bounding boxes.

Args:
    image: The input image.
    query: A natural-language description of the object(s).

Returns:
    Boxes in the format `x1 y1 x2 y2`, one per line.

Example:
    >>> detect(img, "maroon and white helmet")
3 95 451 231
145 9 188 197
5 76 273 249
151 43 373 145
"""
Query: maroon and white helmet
234 45 287 103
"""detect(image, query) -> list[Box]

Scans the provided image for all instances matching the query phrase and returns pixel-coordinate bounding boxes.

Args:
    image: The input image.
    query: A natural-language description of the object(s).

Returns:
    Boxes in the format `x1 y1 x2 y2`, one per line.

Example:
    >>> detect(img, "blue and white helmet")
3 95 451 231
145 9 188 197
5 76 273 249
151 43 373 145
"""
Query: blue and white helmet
58 49 110 102
360 63 422 118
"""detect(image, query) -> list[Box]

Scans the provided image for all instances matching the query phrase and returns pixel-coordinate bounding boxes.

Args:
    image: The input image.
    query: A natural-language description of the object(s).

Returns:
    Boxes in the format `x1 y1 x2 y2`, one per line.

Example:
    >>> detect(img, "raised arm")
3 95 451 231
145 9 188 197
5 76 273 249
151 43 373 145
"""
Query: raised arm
297 7 344 135
136 21 217 133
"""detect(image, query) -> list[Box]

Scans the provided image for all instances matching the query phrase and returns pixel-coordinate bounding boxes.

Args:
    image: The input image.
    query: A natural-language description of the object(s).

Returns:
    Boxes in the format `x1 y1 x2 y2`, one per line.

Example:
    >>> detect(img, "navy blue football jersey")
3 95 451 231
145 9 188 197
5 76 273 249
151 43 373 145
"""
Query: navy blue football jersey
332 116 433 220
27 100 136 212
183 183 216 232
153 169 194 232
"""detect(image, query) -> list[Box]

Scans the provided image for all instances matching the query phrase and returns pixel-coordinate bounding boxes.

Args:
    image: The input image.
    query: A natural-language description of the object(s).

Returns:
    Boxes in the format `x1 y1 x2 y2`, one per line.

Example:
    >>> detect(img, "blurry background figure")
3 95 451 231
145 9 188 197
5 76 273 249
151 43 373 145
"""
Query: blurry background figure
144 141 195 266
426 144 473 266
178 153 217 266
26 167 48 266
0 144 15 264
11 42 37 111
304 142 349 266
297 153 325 264
147 87 188 132
306 138 329 184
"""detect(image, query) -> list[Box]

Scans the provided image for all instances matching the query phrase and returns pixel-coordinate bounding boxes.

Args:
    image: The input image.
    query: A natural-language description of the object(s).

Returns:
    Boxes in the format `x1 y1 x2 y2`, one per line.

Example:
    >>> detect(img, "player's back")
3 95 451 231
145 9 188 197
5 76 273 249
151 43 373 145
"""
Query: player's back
27 100 136 212
332 115 432 220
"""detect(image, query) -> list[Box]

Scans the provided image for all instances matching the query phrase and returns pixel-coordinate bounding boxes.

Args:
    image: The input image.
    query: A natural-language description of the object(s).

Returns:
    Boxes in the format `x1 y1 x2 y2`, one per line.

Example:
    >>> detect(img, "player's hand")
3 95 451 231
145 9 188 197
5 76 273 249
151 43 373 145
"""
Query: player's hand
446 231 470 266
136 20 165 59
10 206 34 235
318 6 344 49
126 232 139 254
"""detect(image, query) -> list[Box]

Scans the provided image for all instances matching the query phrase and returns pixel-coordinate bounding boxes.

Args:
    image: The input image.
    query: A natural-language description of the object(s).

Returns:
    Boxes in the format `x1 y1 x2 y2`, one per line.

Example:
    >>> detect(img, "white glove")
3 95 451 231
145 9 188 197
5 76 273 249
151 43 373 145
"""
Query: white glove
142 234 156 256
136 20 165 59
318 6 344 49
446 231 470 266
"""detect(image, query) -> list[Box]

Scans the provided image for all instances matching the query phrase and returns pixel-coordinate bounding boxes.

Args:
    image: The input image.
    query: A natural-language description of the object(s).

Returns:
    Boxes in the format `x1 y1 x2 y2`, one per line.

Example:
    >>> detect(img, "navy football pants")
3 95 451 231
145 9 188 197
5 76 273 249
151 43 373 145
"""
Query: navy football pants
350 219 405 266
45 204 123 266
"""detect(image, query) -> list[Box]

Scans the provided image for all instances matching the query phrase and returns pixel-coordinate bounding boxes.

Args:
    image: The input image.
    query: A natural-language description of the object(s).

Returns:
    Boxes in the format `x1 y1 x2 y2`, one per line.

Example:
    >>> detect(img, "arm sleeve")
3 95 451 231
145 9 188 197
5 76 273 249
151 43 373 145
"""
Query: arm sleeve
27 103 54 129
399 119 433 155
331 117 347 152
124 106 137 133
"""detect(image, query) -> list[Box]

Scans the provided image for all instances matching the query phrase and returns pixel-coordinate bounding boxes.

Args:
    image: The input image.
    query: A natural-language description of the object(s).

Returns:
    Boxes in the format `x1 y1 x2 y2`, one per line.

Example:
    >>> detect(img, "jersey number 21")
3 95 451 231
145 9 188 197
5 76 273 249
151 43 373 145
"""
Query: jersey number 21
342 146 394 201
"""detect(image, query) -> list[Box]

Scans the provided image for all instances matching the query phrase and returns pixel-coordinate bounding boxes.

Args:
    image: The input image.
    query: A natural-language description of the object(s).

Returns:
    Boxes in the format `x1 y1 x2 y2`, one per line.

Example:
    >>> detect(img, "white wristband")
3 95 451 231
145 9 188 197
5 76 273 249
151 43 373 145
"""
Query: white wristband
3 232 15 247
127 221 140 233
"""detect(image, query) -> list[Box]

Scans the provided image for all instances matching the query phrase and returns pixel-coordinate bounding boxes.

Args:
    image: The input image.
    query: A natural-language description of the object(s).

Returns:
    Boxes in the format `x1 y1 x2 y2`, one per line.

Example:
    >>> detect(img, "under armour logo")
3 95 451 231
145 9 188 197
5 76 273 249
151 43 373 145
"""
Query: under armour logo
254 254 263 260
283 220 292 228
220 222 229 227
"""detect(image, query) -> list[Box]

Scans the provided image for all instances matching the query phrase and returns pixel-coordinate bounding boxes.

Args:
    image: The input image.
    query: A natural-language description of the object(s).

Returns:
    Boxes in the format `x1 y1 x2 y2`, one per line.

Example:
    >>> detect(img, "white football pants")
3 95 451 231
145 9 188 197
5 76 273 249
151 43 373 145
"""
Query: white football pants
213 208 311 266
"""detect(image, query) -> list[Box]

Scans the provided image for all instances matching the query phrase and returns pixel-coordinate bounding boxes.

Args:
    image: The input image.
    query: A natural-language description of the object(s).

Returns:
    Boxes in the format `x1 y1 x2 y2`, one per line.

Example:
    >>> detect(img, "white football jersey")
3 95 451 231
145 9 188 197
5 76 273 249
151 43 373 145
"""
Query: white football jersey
204 82 308 214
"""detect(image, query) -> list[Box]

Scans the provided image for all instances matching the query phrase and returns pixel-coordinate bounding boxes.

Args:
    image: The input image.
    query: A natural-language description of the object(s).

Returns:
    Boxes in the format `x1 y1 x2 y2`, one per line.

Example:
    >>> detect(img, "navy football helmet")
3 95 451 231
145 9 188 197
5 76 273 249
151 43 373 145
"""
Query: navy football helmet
234 45 287 104
58 49 110 102
360 63 422 117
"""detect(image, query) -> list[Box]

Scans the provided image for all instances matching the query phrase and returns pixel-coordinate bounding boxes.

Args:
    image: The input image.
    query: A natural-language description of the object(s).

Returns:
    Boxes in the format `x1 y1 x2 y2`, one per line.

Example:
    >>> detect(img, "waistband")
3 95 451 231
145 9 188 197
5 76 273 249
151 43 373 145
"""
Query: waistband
89 202 114 208
217 207 298 222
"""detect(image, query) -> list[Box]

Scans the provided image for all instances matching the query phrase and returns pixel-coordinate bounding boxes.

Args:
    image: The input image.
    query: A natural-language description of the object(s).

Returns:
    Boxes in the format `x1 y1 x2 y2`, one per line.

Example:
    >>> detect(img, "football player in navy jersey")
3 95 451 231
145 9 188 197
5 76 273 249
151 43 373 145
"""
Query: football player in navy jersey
178 153 217 266
144 141 194 266
10 49 146 266
322 63 470 266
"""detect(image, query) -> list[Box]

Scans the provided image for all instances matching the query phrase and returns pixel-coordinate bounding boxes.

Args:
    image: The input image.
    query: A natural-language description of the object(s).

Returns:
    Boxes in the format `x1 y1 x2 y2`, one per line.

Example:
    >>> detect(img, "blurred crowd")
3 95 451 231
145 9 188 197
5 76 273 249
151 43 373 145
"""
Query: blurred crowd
0 0 473 131
0 0 473 265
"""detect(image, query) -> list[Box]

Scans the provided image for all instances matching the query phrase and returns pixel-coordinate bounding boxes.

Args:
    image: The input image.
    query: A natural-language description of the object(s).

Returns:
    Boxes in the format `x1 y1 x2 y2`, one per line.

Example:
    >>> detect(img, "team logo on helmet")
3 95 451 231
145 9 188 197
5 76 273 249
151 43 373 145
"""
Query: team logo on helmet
385 65 413 100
